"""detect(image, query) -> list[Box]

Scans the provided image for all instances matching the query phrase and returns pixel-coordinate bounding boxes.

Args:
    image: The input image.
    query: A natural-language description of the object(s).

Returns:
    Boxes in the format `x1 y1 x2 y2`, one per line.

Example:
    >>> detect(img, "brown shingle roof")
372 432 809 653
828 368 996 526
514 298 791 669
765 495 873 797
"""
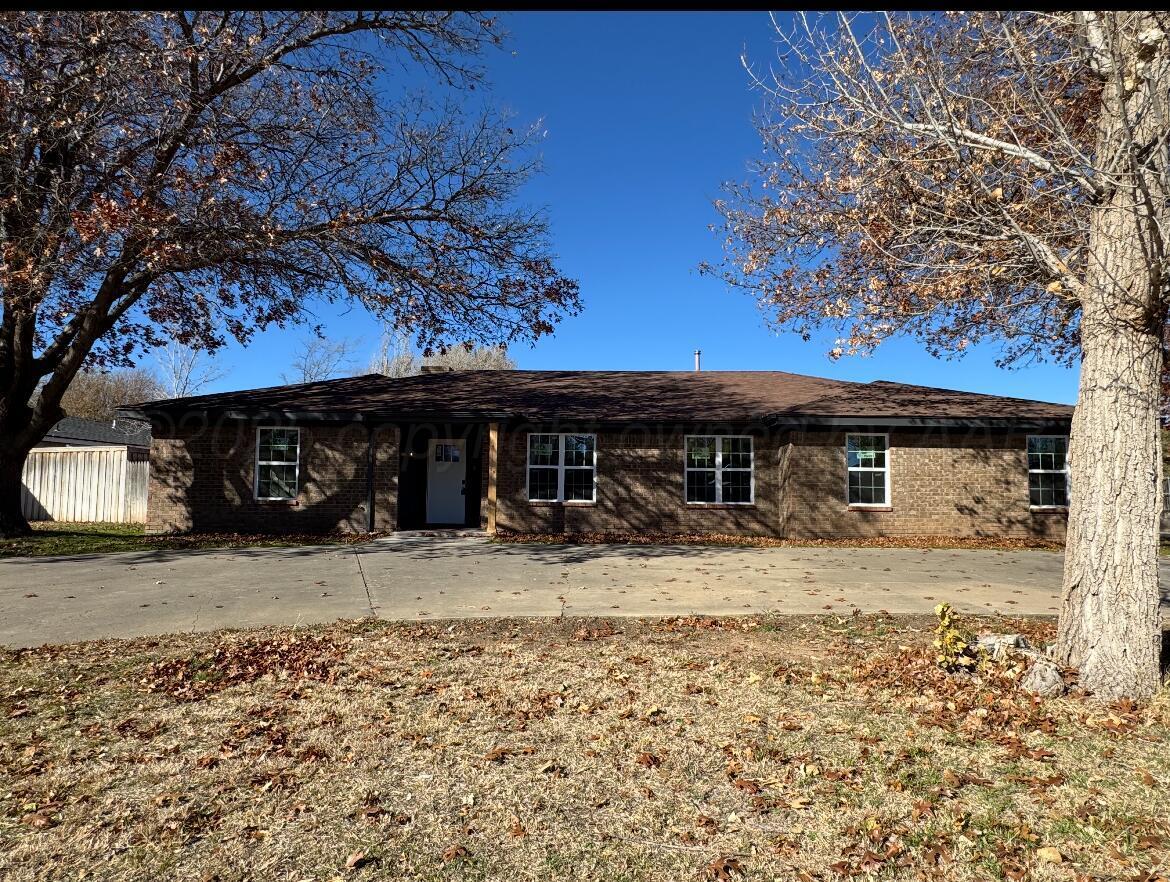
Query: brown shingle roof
122 370 1073 425
43 416 152 448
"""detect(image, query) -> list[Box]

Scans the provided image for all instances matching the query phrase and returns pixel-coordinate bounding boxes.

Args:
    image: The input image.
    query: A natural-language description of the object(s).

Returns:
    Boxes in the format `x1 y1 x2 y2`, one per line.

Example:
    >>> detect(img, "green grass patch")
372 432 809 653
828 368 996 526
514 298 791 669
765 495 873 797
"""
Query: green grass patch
0 522 150 557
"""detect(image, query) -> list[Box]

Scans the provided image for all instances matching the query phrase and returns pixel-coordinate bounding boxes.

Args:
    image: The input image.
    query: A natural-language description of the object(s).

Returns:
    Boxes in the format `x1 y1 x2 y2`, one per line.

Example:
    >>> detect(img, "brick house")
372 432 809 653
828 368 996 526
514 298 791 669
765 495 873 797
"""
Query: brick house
120 369 1074 540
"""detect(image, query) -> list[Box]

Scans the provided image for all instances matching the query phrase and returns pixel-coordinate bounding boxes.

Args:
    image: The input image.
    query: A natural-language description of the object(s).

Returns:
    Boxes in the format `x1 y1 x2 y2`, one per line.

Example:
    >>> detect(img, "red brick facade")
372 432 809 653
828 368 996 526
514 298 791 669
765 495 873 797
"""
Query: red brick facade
491 425 1064 540
778 428 1066 539
494 426 781 536
146 420 1066 540
146 421 398 534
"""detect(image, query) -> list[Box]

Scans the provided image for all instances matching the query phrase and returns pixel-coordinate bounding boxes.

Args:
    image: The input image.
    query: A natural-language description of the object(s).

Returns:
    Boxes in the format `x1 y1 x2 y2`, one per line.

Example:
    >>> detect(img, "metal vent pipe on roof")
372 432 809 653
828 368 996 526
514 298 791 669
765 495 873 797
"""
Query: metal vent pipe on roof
694 349 701 372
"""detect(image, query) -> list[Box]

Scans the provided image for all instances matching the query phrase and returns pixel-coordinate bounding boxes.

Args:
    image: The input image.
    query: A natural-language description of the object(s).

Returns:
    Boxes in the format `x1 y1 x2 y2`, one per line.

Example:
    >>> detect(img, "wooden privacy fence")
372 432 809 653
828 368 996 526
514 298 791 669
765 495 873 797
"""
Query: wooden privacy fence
21 446 149 524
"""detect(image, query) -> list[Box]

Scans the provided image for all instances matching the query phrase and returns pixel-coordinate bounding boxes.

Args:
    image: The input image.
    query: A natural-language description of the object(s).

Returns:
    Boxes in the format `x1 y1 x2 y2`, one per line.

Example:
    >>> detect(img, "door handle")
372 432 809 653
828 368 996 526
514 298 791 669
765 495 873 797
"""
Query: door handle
461 479 466 496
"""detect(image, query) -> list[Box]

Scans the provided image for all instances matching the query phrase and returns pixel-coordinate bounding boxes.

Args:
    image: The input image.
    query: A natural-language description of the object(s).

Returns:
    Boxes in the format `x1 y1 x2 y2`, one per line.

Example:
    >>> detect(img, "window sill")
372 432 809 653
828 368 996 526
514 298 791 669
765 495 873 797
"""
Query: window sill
1029 506 1068 513
256 498 299 506
848 505 893 512
686 502 756 509
527 500 596 507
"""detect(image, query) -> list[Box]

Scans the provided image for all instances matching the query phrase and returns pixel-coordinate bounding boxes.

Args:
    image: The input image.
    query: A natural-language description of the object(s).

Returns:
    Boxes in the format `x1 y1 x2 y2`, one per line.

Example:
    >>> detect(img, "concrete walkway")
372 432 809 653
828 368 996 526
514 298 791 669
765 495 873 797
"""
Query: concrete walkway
2 535 1168 647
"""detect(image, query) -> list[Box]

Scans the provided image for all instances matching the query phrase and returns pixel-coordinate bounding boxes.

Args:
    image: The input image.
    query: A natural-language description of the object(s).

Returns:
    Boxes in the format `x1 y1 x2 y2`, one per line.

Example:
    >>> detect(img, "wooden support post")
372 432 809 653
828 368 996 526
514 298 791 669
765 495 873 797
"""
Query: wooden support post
487 422 499 534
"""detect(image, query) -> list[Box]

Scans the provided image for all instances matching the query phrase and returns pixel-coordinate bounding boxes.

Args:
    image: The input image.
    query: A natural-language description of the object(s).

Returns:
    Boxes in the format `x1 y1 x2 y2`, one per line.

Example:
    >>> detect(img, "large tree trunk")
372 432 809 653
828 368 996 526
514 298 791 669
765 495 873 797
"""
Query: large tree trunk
0 391 49 539
1058 298 1163 699
0 351 67 540
1056 23 1166 699
0 446 32 537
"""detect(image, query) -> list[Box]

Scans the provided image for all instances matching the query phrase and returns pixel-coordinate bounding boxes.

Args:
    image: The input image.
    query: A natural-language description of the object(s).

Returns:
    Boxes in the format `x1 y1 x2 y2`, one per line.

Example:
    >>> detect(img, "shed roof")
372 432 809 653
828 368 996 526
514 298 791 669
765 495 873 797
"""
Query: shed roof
43 416 152 447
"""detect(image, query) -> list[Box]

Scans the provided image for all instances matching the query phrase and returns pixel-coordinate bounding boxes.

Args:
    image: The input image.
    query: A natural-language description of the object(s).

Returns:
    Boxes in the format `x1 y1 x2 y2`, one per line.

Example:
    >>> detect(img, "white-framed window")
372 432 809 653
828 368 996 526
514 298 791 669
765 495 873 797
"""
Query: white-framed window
255 427 300 501
527 433 596 502
846 433 889 506
685 435 754 504
1027 435 1069 508
434 442 461 463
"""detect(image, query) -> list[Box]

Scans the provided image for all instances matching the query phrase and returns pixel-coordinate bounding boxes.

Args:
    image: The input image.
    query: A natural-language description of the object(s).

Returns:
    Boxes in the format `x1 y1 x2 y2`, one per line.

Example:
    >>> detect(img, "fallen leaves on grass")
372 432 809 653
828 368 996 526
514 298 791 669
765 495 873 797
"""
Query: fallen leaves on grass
5 614 1169 882
141 633 346 700
573 622 619 641
441 843 472 862
701 856 746 881
483 745 535 764
652 616 758 634
495 530 1063 552
345 850 373 870
1035 845 1063 864
854 641 1066 737
145 529 390 551
20 805 59 829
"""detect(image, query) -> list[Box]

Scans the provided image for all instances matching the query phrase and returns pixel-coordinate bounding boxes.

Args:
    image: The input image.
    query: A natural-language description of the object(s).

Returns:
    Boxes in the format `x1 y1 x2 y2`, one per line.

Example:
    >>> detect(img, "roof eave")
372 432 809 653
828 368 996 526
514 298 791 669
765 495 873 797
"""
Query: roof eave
118 404 1072 430
763 414 1072 429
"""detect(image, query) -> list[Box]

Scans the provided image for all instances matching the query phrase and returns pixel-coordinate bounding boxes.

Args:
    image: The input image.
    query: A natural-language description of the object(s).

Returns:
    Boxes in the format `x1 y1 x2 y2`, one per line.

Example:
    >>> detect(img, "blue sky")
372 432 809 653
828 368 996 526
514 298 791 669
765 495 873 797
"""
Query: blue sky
211 12 1079 405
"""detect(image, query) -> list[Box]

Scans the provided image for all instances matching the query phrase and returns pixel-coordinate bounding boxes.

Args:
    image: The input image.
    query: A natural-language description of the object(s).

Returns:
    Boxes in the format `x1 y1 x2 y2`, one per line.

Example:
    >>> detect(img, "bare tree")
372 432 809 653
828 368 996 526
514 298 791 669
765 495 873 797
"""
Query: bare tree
369 327 516 376
425 344 516 372
0 12 579 535
282 334 361 384
369 329 421 378
58 368 166 420
156 343 226 399
708 12 1169 698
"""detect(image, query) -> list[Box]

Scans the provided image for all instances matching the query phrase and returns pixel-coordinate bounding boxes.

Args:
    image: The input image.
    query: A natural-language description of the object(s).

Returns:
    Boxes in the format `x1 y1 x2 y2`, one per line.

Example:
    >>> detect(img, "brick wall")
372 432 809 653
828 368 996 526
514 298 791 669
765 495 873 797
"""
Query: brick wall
492 424 1065 540
146 420 399 534
780 428 1066 540
494 425 782 536
145 418 1066 541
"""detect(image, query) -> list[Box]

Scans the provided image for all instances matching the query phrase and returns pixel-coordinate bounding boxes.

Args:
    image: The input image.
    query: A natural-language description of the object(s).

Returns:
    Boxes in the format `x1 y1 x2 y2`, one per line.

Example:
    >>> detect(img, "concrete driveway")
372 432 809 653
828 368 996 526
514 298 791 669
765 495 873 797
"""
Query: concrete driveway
3 534 1168 647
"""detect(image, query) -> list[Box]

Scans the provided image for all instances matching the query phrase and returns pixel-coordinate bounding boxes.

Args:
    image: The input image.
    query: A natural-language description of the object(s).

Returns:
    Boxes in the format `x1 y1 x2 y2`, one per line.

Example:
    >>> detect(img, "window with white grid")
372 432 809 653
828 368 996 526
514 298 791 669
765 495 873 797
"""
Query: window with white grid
846 434 888 506
1027 436 1069 508
685 435 753 504
527 433 596 502
255 427 300 501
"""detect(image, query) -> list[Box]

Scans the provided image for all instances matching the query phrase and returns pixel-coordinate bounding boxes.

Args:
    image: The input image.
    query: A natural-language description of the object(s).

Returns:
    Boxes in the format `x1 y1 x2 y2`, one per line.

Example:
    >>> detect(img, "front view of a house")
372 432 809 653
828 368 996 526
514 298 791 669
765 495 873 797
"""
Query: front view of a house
122 370 1074 540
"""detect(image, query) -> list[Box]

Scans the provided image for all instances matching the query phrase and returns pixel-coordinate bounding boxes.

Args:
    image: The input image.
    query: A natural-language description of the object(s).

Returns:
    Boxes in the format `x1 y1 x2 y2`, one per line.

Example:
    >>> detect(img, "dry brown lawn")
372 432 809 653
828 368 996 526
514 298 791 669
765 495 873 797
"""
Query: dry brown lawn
1 613 1168 882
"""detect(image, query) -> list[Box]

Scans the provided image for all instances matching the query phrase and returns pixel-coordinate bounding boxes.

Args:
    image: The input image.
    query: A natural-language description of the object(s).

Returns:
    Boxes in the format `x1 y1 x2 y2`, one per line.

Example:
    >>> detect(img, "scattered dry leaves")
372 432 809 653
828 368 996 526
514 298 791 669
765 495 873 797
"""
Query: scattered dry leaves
2 613 1166 882
140 633 346 700
496 530 1063 552
701 856 746 881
